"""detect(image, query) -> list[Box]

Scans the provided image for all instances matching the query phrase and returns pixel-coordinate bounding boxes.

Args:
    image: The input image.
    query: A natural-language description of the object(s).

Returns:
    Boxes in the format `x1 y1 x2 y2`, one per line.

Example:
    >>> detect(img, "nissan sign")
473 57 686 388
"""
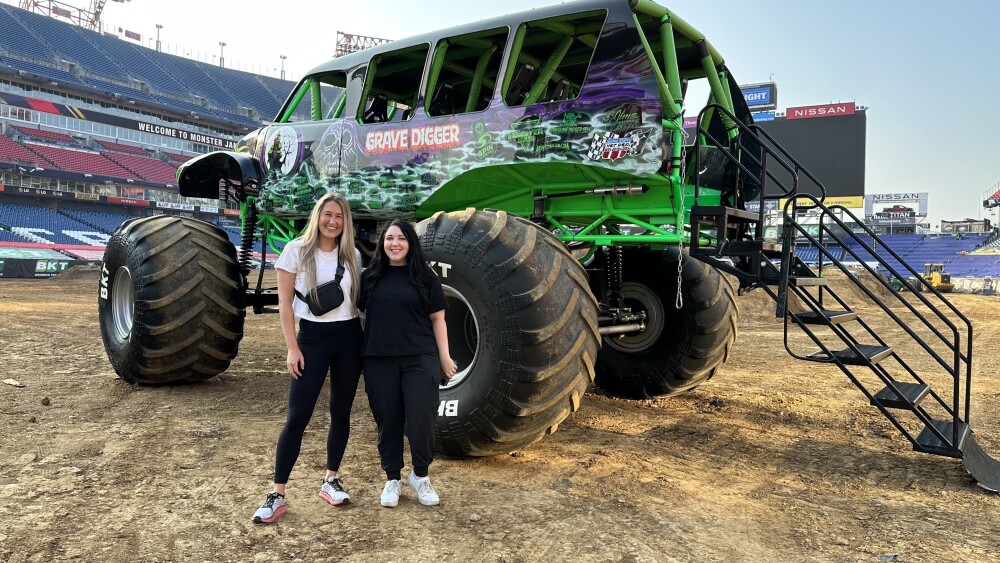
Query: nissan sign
786 102 856 120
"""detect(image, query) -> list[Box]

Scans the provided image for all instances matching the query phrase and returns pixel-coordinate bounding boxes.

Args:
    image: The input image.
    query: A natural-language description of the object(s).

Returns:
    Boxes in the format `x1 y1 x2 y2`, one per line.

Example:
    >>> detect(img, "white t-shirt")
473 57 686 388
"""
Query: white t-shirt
274 239 361 322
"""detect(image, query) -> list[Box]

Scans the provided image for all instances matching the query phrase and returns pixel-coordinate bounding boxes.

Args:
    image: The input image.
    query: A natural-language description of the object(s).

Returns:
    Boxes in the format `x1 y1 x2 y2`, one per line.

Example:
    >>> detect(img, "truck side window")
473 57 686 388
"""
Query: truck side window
425 27 509 117
358 44 429 124
502 10 606 107
278 72 347 123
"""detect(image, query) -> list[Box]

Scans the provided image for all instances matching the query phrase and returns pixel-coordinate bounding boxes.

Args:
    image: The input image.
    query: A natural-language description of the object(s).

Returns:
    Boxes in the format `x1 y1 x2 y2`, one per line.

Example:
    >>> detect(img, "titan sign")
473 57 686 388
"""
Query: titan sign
864 193 929 219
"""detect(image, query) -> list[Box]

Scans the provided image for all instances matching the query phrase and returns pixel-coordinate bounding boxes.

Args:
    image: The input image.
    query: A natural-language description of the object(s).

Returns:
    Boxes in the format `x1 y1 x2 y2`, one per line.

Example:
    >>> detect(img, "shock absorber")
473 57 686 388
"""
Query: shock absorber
606 246 624 308
238 203 257 276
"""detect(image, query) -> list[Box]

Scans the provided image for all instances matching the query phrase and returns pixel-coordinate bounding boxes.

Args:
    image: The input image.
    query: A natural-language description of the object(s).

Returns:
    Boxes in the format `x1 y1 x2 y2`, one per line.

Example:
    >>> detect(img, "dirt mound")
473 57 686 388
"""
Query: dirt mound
52 264 101 281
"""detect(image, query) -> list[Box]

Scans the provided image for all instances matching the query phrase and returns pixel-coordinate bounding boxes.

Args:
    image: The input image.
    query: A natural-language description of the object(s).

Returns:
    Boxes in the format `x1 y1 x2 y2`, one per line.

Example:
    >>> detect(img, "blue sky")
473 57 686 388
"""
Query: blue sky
15 0 1000 227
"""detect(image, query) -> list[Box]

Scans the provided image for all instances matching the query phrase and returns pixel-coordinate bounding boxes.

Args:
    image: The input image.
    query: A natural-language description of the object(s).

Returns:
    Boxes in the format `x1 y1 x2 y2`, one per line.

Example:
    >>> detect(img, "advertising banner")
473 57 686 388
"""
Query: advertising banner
11 186 70 199
786 102 856 120
0 92 237 150
739 83 778 111
745 199 779 213
751 111 775 122
107 196 149 206
0 258 89 278
155 201 196 211
779 195 865 209
864 193 929 219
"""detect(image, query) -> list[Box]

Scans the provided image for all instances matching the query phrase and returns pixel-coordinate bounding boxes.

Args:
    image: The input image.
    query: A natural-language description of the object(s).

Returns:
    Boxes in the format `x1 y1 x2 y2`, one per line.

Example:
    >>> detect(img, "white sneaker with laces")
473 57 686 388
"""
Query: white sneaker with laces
407 472 440 506
381 479 402 508
319 477 350 506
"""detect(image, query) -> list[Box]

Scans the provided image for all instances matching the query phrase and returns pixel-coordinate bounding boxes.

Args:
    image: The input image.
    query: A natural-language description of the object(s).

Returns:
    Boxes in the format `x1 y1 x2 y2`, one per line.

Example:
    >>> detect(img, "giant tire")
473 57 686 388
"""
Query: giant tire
594 249 738 399
98 215 246 384
416 209 600 457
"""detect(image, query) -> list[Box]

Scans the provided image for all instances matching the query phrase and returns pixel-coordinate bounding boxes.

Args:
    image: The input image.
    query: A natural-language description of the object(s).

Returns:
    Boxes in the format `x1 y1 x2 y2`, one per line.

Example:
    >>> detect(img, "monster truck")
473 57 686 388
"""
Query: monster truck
99 0 750 457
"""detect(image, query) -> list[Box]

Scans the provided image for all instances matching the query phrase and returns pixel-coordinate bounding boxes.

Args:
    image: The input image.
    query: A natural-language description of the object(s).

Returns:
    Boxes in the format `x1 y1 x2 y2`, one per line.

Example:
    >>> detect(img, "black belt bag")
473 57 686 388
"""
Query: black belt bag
295 262 346 316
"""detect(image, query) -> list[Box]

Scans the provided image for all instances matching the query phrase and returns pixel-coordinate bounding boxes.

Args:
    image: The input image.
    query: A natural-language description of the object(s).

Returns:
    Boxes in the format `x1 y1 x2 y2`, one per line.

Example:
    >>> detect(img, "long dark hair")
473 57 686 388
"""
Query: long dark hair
363 219 436 308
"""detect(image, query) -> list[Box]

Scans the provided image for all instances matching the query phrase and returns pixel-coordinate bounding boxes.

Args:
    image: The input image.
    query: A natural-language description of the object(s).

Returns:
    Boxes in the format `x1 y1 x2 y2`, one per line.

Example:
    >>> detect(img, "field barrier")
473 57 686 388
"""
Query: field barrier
0 258 99 278
951 277 999 295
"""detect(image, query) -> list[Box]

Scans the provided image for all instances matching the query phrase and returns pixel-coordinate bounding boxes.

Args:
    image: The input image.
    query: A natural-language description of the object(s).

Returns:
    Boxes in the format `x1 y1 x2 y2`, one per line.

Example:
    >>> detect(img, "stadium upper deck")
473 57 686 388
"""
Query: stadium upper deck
0 3 294 130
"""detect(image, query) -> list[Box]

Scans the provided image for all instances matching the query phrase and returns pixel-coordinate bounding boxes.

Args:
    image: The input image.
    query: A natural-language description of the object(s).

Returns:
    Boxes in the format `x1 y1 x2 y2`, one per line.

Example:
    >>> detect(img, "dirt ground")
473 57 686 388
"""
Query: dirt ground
2 269 999 563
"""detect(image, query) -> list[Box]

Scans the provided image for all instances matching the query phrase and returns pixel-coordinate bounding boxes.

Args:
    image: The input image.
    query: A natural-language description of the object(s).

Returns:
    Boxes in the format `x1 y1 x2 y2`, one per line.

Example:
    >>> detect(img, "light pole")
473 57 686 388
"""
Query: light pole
219 41 227 67
279 55 287 80
155 24 163 52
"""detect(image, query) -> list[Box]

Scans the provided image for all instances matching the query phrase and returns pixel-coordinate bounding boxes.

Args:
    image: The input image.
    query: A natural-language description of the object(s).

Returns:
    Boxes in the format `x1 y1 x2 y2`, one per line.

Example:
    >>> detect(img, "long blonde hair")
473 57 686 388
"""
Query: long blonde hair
296 191 360 308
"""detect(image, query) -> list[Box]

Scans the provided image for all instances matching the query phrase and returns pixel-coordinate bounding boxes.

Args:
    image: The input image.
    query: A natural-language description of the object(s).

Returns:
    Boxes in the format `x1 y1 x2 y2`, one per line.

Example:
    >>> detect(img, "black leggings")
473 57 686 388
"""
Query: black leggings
274 317 362 484
363 354 440 480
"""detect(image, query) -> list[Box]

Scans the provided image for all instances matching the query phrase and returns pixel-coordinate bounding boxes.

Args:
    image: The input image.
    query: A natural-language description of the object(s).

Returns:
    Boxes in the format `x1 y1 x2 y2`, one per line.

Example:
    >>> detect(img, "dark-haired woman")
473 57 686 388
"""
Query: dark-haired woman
358 219 457 507
252 192 363 524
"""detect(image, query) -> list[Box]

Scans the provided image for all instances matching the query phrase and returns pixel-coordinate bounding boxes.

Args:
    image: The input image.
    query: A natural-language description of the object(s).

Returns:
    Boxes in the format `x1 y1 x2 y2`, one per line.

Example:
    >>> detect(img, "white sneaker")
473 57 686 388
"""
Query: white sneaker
407 472 440 506
252 491 287 524
319 477 350 506
380 479 402 507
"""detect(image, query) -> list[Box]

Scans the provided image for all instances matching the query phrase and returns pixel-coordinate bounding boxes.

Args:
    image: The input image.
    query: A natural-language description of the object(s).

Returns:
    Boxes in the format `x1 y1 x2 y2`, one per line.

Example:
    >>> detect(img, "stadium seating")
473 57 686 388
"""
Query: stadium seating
947 256 1000 278
163 151 194 164
95 140 147 155
0 3 293 126
0 228 33 243
26 143 133 177
0 4 51 60
0 201 111 245
5 7 130 82
902 235 988 268
104 152 178 183
0 134 50 167
11 125 78 145
60 208 133 234
0 55 89 88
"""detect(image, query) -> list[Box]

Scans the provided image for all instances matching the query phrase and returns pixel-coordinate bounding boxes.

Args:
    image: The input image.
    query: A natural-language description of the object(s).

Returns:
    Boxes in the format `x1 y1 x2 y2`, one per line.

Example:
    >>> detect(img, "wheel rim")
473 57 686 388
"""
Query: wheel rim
111 266 134 341
604 282 665 354
440 284 479 389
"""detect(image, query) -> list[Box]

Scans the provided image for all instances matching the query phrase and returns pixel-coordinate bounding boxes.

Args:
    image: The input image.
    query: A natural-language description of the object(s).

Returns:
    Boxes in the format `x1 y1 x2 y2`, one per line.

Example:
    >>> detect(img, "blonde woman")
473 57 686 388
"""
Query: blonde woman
253 192 363 524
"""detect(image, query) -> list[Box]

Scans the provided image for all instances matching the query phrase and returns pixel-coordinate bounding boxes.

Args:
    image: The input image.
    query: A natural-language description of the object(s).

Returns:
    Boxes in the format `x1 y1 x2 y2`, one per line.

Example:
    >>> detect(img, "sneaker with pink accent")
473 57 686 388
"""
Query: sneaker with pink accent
252 491 287 524
319 477 350 506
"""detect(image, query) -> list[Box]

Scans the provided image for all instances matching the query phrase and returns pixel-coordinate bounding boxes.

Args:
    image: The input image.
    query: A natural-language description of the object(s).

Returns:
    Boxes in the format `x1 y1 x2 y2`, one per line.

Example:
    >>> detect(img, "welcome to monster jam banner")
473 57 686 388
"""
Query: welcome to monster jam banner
0 93 236 150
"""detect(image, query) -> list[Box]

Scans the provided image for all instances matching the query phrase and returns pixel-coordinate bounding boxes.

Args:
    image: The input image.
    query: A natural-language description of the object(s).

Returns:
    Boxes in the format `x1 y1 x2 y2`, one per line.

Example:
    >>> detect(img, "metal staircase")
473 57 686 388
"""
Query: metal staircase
686 104 1000 492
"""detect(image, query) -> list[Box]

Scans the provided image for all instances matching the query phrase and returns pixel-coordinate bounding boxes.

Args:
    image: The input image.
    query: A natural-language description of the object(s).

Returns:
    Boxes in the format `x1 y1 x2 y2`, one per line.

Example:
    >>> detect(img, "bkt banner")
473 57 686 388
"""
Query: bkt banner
739 82 778 111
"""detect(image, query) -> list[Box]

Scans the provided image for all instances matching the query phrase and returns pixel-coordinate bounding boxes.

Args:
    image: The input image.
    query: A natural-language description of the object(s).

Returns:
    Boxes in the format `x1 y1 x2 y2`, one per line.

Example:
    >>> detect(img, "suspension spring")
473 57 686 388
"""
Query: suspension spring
606 246 624 306
238 204 257 275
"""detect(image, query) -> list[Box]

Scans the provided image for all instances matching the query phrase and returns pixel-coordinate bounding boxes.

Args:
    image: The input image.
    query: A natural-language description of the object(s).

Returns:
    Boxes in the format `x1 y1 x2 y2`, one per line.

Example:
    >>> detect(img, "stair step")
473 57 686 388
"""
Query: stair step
790 276 828 287
691 205 759 223
725 240 782 254
795 310 858 325
806 344 893 365
915 419 969 457
870 381 930 409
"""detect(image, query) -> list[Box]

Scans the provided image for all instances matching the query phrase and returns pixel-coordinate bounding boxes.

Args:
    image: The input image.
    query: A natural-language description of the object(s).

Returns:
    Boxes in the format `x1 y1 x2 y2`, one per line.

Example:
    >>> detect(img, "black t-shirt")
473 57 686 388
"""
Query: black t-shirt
359 266 447 357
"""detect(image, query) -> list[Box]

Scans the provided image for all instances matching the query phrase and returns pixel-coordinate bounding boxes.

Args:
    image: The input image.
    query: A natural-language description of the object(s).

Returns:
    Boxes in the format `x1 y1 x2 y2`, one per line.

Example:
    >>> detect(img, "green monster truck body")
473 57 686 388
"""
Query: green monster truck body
100 0 752 456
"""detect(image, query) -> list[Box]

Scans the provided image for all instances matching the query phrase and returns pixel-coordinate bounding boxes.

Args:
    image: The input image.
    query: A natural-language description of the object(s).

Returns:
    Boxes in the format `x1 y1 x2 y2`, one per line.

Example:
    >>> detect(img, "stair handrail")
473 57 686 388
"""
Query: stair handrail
692 103 828 211
782 193 973 437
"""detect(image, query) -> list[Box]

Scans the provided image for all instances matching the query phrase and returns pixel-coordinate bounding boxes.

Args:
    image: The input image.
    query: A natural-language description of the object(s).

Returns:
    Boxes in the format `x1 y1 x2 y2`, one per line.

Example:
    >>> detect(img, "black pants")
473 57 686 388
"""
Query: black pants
363 354 439 480
274 317 362 484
